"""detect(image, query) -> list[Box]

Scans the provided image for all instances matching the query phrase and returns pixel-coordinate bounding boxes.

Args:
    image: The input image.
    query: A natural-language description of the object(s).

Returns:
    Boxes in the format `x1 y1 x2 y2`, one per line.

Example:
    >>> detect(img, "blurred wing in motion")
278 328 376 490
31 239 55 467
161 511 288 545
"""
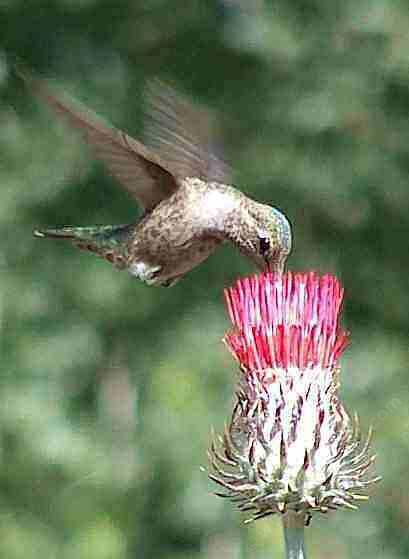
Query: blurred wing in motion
20 70 231 209
143 79 231 185
22 72 179 211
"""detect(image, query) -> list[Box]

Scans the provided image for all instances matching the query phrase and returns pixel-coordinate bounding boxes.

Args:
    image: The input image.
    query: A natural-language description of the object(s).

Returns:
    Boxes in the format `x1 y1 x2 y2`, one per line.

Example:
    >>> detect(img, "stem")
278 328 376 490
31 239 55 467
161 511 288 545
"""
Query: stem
282 511 307 559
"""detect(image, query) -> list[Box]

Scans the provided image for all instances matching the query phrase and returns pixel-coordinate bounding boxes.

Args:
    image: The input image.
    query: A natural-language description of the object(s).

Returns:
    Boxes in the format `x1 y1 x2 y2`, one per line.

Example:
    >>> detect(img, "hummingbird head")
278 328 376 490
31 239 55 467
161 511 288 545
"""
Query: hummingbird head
246 204 292 273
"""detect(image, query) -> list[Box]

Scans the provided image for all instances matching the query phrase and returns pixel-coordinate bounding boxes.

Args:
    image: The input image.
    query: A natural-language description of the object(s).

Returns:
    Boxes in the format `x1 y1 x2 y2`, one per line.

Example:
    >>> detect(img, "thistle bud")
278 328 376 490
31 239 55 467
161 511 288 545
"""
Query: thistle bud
209 272 380 524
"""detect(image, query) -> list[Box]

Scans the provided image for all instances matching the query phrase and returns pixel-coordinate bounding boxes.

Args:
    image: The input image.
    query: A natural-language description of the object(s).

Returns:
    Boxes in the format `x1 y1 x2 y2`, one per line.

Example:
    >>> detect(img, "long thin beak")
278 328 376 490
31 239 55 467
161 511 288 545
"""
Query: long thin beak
265 254 287 274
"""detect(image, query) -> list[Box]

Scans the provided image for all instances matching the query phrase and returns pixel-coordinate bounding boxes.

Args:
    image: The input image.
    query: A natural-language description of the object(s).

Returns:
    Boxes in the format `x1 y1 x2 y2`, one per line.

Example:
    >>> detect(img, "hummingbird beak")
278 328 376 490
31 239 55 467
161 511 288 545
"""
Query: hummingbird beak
264 253 287 274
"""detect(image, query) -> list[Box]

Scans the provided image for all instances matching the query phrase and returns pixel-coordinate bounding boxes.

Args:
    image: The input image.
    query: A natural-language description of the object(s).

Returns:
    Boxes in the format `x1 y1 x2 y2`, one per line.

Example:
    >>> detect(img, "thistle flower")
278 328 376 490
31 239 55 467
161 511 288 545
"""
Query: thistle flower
209 271 379 527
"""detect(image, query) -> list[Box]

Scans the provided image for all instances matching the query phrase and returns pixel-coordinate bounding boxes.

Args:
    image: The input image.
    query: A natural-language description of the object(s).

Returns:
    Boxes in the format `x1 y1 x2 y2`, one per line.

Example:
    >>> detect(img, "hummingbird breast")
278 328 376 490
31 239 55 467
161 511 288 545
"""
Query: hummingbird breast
125 179 234 284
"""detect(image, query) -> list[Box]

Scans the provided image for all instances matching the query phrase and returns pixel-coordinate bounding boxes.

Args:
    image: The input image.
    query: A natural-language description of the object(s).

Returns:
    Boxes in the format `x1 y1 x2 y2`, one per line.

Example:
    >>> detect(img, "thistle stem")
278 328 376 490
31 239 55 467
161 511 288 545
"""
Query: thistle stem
282 512 307 559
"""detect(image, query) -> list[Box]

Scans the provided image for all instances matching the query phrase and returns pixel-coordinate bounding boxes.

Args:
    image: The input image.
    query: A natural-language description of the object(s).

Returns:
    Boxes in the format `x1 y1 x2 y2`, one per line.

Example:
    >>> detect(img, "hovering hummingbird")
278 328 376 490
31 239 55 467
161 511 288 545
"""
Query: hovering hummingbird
25 74 292 287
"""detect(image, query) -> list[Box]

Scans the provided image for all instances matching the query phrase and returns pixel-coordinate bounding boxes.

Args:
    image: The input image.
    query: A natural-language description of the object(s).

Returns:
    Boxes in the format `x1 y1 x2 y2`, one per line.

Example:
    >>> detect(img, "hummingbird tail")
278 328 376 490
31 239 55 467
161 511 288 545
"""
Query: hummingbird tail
34 227 82 239
34 224 132 268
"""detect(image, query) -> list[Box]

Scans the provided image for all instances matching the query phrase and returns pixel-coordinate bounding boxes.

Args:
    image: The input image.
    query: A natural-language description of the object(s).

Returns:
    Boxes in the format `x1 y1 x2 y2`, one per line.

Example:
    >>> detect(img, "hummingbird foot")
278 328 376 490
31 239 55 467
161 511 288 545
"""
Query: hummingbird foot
160 275 182 288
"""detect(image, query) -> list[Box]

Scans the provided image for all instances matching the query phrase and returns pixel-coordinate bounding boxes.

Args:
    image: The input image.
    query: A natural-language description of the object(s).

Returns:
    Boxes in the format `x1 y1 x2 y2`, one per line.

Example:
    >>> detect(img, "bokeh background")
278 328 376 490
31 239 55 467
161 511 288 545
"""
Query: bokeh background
1 0 407 557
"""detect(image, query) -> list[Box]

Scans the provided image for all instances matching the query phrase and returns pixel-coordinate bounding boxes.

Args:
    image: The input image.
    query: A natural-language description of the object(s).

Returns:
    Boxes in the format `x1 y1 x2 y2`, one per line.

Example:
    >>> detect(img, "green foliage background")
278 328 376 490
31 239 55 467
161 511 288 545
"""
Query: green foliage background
1 1 407 557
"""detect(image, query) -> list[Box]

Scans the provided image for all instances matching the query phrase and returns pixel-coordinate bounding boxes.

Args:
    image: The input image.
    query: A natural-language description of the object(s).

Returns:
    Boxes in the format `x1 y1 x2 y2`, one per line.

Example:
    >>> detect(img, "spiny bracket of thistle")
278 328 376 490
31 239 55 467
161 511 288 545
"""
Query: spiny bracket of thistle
208 272 380 524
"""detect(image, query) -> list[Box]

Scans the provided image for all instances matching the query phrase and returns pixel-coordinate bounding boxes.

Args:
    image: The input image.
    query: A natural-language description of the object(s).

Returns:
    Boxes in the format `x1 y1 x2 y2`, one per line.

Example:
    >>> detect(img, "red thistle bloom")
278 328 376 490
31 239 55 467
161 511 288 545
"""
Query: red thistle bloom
224 271 349 372
209 272 379 523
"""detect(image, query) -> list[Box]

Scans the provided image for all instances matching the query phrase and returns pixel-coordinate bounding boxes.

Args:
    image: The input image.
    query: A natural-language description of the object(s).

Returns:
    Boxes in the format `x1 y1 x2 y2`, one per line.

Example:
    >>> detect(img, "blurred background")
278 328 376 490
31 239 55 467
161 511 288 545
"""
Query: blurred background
0 0 407 557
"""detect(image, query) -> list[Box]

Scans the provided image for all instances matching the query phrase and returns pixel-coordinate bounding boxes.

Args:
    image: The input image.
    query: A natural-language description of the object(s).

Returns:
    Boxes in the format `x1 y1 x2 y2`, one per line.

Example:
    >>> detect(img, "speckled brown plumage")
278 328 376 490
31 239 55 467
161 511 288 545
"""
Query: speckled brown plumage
25 73 292 286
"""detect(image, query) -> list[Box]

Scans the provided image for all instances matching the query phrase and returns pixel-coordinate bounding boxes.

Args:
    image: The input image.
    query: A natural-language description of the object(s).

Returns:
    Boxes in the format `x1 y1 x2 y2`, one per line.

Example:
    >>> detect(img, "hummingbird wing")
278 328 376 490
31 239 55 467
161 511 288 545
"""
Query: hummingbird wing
23 74 179 211
143 80 231 185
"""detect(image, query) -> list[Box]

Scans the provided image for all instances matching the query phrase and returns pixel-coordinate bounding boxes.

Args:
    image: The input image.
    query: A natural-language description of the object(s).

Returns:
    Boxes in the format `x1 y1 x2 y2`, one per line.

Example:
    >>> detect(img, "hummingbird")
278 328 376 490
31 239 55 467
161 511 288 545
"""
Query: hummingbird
25 74 292 287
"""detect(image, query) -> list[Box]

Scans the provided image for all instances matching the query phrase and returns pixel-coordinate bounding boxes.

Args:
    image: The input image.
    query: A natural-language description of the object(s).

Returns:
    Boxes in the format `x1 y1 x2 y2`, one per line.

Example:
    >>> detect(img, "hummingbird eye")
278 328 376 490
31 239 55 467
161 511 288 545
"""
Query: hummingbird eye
258 233 270 256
